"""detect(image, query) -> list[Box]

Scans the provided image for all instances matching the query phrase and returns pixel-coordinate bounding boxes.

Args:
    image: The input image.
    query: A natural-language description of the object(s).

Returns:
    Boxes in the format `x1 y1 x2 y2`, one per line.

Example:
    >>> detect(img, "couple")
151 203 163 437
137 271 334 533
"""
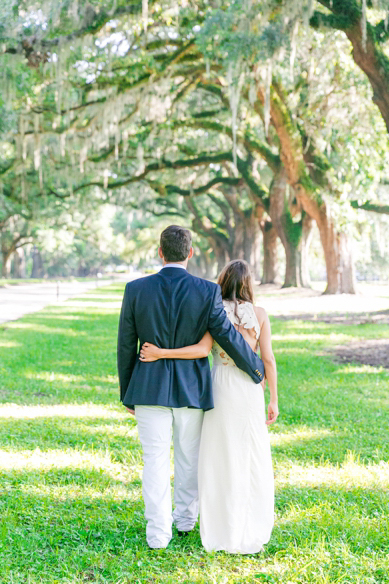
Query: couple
117 225 278 554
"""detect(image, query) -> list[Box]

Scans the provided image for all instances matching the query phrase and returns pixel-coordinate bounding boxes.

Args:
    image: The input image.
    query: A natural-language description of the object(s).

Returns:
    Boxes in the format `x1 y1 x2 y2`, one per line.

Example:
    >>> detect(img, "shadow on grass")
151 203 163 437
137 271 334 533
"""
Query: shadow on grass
0 465 140 490
1 483 147 559
275 308 389 325
0 472 204 582
0 479 388 582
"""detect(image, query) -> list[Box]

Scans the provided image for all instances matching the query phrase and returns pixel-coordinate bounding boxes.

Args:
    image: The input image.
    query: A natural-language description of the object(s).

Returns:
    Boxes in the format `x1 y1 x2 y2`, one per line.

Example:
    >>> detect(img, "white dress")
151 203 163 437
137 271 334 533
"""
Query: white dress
198 300 274 554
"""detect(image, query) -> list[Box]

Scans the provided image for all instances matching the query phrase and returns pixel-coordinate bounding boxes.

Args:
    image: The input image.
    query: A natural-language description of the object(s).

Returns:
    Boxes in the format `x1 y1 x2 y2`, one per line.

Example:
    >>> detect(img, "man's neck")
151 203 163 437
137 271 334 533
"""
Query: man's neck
163 261 187 269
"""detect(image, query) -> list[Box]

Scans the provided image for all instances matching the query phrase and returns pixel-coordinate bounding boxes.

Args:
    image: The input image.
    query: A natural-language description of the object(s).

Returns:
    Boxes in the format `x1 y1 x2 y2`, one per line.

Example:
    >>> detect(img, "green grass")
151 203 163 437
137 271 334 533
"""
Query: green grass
0 283 388 583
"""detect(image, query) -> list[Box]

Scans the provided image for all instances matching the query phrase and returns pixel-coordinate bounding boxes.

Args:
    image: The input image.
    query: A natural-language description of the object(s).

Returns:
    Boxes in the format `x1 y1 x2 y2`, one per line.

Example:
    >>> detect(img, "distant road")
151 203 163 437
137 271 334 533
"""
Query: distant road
0 279 120 324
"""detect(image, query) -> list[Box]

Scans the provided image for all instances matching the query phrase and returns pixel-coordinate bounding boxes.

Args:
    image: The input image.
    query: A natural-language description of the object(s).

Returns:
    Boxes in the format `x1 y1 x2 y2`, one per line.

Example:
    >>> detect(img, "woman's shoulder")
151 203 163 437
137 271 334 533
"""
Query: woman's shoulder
253 305 268 325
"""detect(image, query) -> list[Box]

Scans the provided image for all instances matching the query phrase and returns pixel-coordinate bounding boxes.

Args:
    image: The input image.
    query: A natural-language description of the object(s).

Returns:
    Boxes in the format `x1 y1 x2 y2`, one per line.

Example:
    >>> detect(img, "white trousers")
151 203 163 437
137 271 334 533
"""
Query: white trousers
135 405 204 548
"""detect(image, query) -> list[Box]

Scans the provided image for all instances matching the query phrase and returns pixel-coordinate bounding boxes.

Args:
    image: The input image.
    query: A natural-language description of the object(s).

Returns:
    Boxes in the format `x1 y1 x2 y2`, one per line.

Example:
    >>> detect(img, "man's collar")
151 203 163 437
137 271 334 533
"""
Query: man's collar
162 263 187 270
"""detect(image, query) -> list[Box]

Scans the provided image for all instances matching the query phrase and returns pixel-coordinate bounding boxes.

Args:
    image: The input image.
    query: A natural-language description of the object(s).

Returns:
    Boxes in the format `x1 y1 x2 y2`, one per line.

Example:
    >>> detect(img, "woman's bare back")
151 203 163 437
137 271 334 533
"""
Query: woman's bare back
233 322 258 351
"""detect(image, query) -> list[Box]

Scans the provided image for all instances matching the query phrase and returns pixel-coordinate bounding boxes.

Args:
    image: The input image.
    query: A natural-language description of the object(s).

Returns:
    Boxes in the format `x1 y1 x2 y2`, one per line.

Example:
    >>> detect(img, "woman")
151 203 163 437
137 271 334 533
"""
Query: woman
139 260 278 554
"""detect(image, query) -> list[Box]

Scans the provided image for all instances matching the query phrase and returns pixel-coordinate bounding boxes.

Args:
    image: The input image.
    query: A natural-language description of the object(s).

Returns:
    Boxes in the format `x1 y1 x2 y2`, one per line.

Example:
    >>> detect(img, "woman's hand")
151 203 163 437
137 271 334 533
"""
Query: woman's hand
266 400 279 426
139 342 163 362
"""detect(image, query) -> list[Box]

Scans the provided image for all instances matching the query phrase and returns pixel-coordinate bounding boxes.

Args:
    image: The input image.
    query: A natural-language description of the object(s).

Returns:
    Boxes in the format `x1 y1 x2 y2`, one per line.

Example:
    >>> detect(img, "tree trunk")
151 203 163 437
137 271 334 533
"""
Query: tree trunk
241 214 254 263
231 220 244 260
268 168 302 288
261 221 279 284
314 213 356 294
201 251 214 280
338 232 357 294
294 189 351 295
31 246 44 278
240 212 262 279
12 248 26 278
225 195 255 263
1 250 12 278
283 244 300 288
192 250 214 280
255 82 357 295
299 215 314 288
215 246 229 276
187 199 232 278
313 209 341 294
251 226 262 281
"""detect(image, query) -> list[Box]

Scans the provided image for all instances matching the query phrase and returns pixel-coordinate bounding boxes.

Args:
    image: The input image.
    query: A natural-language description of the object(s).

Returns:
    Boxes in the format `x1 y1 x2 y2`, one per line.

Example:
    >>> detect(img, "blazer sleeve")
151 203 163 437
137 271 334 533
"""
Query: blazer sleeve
117 283 139 402
207 285 265 384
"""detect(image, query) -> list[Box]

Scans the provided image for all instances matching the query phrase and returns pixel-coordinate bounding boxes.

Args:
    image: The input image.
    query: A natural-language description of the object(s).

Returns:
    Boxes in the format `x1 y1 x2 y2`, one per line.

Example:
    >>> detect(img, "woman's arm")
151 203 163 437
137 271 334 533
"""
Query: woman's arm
139 332 213 362
255 306 279 425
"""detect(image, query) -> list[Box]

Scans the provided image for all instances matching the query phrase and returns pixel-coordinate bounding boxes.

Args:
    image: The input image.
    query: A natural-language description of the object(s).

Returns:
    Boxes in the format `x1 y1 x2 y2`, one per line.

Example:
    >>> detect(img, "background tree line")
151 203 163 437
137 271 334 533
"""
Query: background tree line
1 0 389 291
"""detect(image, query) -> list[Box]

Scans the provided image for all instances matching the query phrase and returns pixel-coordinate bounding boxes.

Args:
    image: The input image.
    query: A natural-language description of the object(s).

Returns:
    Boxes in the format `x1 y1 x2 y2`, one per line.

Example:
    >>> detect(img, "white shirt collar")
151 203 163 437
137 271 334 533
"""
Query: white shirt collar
162 263 187 270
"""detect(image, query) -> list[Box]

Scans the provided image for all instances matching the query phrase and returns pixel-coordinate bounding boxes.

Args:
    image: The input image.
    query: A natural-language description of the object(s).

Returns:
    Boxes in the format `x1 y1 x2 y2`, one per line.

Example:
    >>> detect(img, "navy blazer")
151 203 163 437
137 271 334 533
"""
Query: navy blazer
117 267 265 411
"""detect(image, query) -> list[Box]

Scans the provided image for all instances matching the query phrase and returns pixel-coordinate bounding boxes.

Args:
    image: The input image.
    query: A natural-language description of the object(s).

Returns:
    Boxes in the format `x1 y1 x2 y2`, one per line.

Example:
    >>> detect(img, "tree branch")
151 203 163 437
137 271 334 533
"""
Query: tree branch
172 118 280 172
72 152 235 193
311 0 389 133
2 2 147 63
146 176 240 198
350 200 389 215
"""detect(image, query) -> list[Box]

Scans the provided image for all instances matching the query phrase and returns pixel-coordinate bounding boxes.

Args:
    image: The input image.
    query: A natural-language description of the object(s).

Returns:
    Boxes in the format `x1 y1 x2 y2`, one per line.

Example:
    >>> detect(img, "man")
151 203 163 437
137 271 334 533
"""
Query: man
117 225 264 549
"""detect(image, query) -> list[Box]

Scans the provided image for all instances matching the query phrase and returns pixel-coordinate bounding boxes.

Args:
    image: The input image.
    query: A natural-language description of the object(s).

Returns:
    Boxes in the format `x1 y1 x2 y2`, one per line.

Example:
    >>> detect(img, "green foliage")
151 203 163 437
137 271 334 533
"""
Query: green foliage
1 0 389 281
196 3 273 65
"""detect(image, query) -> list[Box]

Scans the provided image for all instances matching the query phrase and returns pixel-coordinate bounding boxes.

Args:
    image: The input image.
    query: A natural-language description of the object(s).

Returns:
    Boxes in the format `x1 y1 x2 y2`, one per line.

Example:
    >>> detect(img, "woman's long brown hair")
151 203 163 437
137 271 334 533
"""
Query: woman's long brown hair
217 260 254 319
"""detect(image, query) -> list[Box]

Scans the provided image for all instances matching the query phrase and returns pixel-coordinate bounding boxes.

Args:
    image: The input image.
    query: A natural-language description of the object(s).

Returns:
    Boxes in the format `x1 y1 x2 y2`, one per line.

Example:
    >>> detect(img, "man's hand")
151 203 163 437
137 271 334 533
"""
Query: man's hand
125 407 135 416
266 400 278 425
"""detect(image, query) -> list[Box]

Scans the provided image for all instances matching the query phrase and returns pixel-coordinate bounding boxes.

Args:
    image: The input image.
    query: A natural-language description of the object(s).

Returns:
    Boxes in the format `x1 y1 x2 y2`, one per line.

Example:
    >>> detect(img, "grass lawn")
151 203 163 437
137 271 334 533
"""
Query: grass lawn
0 283 388 583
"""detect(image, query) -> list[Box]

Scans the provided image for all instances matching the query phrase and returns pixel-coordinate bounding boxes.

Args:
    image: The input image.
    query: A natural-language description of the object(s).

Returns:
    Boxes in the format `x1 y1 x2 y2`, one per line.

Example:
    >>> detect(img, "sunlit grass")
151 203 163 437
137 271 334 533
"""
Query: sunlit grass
7 321 88 336
269 427 334 446
0 340 21 348
276 457 389 488
0 283 388 582
0 404 127 419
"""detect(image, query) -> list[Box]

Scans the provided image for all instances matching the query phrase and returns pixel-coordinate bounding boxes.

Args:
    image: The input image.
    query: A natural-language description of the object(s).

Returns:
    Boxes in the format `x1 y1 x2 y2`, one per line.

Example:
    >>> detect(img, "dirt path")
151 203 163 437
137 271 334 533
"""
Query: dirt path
0 279 116 324
255 283 389 369
276 309 389 326
331 339 389 369
255 283 389 320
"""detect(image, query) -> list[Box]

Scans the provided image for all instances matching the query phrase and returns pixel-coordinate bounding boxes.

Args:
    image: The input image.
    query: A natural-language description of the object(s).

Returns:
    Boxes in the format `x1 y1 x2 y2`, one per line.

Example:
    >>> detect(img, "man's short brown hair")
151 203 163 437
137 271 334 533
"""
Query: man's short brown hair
160 225 192 262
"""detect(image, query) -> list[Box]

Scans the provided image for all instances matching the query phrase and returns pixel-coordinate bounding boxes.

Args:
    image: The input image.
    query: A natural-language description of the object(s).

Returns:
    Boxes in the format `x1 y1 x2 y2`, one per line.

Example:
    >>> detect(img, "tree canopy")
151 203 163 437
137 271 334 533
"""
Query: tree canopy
1 0 389 288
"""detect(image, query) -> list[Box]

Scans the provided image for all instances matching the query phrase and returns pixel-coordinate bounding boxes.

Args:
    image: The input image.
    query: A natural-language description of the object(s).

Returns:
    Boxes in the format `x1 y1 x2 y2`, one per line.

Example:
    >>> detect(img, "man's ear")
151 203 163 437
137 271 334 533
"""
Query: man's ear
158 247 164 260
188 247 194 260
